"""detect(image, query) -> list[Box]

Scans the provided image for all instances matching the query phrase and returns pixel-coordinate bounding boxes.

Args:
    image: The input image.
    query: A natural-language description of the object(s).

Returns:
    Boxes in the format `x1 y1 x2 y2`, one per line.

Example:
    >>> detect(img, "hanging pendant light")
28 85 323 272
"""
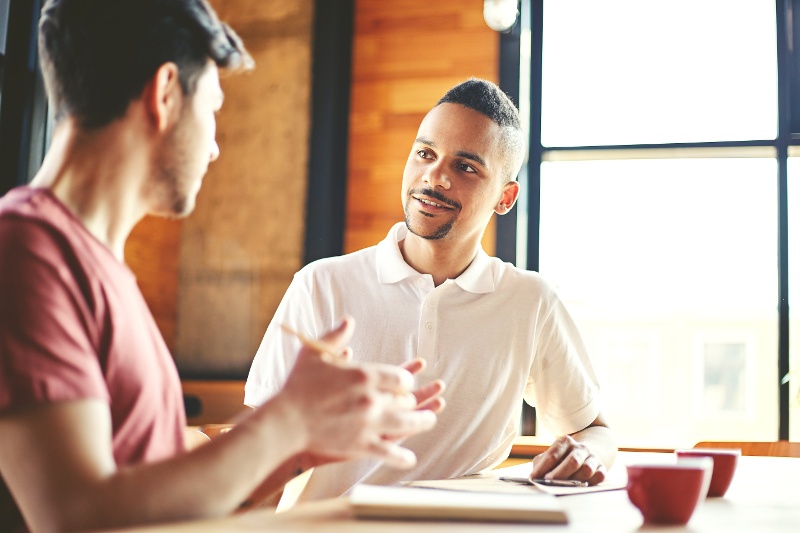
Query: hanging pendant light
483 0 519 32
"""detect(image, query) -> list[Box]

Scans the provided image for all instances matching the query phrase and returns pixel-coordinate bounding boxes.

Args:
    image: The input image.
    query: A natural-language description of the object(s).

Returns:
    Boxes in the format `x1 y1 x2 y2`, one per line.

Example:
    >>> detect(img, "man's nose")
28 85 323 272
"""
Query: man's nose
423 163 451 189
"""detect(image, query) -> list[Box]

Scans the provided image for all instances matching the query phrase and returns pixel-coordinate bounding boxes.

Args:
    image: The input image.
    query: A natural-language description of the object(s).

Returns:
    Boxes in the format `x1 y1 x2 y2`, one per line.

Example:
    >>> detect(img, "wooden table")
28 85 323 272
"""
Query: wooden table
111 452 800 532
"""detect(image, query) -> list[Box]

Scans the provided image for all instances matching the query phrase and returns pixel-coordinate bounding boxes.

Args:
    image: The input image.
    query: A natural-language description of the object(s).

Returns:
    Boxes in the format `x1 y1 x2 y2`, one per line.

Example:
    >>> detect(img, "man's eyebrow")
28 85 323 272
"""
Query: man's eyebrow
415 137 487 167
455 150 486 167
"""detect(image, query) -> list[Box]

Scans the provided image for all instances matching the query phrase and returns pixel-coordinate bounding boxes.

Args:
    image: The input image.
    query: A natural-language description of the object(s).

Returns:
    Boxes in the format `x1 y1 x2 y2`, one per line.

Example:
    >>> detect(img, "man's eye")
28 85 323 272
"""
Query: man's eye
417 150 430 159
459 163 477 173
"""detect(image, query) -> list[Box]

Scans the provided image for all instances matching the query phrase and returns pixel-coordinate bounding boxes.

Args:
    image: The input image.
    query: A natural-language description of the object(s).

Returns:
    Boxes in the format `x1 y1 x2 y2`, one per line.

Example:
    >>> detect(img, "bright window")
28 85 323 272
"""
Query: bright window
541 0 777 146
696 337 753 419
538 157 779 446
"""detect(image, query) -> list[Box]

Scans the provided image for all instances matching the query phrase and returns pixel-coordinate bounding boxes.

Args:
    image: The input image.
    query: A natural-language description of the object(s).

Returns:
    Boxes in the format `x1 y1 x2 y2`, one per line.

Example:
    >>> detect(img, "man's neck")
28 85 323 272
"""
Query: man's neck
29 118 152 261
399 231 481 287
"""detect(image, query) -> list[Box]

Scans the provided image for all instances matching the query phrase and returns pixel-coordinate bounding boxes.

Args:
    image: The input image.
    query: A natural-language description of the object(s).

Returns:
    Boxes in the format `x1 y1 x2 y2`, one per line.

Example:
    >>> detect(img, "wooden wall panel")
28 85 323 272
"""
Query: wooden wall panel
126 0 313 373
174 0 313 376
345 0 500 253
125 217 181 352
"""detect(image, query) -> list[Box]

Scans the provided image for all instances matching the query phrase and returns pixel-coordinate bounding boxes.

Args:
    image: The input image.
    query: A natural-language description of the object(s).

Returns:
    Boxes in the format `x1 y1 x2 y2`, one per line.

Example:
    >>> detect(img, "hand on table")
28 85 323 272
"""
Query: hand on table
529 435 607 486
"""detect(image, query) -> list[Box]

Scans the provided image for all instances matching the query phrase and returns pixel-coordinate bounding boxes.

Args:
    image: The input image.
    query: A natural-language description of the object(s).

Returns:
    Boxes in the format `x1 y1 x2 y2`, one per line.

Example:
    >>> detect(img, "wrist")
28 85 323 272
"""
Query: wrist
251 392 308 459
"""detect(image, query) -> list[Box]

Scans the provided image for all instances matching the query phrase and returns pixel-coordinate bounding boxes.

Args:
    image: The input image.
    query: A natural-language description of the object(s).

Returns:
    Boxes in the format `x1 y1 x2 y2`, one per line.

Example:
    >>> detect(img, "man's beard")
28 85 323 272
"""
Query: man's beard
154 116 195 217
403 188 459 240
404 210 454 240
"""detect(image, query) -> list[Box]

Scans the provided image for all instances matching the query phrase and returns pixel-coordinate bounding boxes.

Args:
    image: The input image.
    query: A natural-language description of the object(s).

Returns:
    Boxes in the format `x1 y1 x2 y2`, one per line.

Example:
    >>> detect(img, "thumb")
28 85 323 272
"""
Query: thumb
317 315 355 355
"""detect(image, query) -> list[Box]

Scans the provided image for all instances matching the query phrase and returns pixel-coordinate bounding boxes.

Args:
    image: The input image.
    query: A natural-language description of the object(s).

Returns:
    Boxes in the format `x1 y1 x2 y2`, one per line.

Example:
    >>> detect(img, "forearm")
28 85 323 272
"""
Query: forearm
235 453 310 511
143 396 301 516
65 396 305 530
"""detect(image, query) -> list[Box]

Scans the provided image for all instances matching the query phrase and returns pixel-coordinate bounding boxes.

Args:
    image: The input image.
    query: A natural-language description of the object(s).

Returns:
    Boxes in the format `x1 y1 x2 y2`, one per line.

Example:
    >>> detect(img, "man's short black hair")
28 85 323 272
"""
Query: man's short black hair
38 0 254 129
437 78 526 181
437 78 522 131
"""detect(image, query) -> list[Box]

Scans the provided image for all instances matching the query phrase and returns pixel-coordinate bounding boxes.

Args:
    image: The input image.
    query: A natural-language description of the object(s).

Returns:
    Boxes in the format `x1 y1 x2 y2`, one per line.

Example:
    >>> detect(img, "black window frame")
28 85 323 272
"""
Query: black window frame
0 0 48 196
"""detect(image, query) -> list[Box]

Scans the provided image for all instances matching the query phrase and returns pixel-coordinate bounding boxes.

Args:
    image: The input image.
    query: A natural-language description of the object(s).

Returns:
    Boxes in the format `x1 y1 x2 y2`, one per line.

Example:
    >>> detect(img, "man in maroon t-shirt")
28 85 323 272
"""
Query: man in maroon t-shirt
0 2 445 532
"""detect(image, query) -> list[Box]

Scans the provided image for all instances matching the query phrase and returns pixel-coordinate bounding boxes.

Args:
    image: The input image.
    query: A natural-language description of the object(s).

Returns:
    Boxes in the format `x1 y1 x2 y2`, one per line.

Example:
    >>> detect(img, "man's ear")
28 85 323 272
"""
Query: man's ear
495 180 520 215
143 62 182 132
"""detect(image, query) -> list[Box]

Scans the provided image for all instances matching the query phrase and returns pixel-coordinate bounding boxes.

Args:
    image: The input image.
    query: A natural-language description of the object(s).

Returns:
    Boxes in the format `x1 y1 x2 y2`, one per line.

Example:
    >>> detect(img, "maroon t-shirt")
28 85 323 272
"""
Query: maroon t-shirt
0 186 186 530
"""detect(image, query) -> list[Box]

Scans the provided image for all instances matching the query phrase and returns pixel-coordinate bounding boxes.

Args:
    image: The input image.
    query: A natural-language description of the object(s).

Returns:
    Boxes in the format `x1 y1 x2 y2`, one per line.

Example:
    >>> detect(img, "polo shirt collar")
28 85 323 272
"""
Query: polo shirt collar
376 223 496 294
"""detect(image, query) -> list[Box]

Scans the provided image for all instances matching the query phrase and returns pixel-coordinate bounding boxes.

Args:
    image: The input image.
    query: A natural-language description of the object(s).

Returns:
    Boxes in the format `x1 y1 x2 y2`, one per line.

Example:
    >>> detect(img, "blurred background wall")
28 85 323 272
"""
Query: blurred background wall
125 0 500 379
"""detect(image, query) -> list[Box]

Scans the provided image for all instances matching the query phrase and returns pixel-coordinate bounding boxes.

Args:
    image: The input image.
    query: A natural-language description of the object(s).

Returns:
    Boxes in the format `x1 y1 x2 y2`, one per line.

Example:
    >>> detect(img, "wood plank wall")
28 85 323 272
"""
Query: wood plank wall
345 0 501 253
125 0 313 366
125 217 181 352
172 0 313 376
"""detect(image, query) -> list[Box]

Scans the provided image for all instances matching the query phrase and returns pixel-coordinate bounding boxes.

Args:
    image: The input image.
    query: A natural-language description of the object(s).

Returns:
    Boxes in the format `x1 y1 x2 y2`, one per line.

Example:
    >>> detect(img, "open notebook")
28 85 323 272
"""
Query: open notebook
405 462 628 497
348 483 568 524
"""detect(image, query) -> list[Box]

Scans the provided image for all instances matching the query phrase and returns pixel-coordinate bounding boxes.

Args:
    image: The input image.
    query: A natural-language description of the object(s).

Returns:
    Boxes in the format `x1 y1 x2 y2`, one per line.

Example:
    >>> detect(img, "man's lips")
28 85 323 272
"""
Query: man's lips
413 195 453 209
409 189 459 210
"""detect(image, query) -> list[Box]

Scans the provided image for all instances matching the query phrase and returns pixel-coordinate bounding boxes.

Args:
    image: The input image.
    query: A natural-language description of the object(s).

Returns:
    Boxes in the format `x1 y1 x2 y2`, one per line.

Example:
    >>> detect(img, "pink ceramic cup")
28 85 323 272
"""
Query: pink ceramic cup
626 457 713 525
675 448 741 497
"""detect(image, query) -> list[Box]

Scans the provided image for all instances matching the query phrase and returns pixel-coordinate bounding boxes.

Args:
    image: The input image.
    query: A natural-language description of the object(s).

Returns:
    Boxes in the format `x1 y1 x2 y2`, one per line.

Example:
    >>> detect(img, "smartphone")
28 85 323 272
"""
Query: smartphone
499 476 588 488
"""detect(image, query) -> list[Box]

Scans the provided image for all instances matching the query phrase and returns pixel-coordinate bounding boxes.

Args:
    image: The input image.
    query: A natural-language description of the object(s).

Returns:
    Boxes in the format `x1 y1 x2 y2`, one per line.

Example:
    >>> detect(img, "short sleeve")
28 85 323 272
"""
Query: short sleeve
524 295 602 436
244 269 317 407
0 217 109 412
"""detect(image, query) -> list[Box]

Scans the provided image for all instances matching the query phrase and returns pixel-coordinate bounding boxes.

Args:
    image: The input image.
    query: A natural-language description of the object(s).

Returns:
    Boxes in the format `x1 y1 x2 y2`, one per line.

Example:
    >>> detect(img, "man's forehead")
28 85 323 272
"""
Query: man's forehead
415 103 500 153
196 62 224 101
195 60 220 84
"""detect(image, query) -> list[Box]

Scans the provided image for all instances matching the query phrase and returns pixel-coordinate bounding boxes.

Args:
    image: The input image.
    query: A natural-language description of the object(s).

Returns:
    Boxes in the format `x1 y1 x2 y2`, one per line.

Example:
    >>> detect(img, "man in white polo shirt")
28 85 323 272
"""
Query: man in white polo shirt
245 78 616 501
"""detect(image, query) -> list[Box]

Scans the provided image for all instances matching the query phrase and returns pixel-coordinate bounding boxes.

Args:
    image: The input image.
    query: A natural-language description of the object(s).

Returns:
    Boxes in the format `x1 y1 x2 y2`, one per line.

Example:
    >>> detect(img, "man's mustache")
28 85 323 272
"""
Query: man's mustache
408 188 461 210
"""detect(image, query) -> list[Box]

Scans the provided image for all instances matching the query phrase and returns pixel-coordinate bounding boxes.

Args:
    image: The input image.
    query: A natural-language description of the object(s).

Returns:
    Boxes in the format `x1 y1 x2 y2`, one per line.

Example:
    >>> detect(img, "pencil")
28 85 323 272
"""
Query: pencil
280 323 343 362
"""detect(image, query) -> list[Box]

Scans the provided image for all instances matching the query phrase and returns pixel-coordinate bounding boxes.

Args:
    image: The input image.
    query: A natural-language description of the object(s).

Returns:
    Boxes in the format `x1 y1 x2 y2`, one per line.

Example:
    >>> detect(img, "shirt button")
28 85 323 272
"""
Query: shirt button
428 300 435 308
425 322 434 331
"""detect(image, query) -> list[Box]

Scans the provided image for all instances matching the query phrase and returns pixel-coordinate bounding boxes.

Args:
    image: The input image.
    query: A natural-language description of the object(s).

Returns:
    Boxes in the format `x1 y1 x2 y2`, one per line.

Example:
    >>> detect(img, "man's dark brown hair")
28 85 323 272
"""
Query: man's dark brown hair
38 0 254 129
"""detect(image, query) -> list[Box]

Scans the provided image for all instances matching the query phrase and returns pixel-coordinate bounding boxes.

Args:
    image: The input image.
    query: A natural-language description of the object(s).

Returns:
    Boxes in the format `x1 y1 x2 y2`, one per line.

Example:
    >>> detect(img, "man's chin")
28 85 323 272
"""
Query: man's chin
404 217 452 241
151 197 195 219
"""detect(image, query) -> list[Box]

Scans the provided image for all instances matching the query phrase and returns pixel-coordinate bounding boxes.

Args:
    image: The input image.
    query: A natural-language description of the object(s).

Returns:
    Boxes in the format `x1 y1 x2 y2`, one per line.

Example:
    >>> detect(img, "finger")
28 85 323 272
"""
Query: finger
377 408 437 440
317 315 355 352
416 396 446 414
341 346 354 362
412 379 446 407
529 454 547 479
545 447 590 480
563 452 601 482
529 437 571 479
370 364 415 394
401 358 427 375
367 439 418 470
587 464 607 486
385 390 417 410
296 317 355 361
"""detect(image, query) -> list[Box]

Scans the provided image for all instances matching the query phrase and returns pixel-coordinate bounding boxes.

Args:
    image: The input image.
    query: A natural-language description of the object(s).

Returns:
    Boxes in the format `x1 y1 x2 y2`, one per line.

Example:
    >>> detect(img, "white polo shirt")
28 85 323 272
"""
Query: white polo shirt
245 222 601 501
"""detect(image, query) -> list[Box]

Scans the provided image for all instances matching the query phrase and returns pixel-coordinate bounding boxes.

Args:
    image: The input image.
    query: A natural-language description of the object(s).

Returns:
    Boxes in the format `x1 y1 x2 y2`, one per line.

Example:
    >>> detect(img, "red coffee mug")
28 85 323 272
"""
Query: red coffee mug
675 448 740 497
626 457 713 525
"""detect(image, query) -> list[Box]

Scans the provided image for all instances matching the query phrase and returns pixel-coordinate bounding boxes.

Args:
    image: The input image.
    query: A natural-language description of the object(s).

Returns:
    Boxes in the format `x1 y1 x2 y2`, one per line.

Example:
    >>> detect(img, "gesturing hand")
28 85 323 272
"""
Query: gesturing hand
399 357 446 415
278 317 438 470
